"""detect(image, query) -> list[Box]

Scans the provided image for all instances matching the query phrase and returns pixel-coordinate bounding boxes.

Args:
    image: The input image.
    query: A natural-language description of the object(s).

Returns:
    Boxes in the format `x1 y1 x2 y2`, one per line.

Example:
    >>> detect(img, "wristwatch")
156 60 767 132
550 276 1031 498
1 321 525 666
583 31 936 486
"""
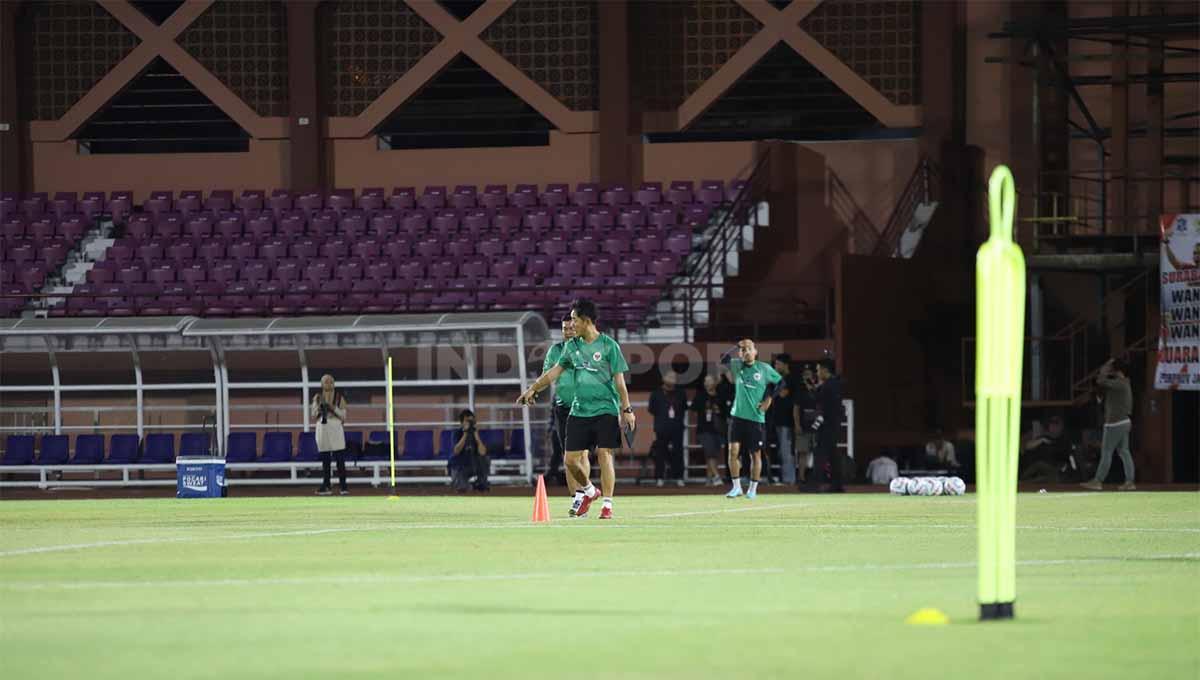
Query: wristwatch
621 407 634 414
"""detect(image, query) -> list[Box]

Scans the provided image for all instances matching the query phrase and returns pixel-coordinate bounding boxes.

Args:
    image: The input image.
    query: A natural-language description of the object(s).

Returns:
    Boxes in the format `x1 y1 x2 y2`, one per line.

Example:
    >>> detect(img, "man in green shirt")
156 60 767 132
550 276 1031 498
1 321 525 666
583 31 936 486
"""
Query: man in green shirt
518 299 635 519
721 338 785 499
543 314 577 490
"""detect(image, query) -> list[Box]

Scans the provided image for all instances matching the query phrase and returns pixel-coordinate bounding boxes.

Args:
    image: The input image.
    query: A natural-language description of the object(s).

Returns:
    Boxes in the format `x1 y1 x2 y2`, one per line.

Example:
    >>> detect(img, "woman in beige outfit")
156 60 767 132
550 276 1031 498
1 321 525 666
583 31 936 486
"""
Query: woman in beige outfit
311 374 349 495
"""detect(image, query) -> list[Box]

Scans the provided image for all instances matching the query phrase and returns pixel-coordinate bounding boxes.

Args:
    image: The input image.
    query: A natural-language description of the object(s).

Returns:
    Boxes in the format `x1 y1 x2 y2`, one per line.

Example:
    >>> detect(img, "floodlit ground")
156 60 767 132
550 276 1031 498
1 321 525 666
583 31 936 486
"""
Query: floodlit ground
1 492 1197 679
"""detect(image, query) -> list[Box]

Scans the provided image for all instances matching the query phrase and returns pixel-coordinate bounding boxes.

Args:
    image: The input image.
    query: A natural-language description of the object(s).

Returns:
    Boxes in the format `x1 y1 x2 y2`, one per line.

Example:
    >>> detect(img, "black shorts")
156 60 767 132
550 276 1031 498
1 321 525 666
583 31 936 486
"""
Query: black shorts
565 413 622 451
728 416 766 453
553 403 571 449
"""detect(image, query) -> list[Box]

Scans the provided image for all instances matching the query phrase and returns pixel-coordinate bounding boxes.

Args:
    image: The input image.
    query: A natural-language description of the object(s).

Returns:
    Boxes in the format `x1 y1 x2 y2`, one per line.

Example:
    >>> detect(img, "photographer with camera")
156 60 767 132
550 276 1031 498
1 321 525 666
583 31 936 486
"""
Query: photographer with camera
311 374 349 495
450 409 490 493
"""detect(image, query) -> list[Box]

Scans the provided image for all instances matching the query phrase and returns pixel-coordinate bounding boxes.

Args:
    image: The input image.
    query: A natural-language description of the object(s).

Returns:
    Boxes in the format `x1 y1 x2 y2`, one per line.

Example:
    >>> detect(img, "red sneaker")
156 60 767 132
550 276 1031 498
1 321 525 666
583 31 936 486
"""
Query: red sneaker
577 487 601 517
598 506 613 520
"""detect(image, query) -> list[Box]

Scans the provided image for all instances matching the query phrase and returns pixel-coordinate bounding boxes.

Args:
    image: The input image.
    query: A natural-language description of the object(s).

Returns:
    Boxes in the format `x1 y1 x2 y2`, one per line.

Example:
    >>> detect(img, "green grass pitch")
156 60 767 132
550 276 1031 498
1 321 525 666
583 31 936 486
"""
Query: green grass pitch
1 491 1197 679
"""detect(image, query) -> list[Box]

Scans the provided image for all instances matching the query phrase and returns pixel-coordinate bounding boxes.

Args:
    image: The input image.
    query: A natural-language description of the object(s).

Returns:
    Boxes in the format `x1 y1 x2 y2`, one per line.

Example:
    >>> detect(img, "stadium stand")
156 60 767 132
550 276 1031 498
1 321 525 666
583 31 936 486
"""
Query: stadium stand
2 181 738 329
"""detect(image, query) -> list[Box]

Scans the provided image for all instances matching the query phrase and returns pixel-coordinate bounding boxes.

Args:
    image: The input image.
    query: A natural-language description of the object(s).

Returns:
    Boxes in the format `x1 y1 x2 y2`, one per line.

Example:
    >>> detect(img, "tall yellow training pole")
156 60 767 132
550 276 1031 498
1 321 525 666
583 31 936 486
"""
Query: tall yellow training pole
387 356 399 499
976 164 1025 620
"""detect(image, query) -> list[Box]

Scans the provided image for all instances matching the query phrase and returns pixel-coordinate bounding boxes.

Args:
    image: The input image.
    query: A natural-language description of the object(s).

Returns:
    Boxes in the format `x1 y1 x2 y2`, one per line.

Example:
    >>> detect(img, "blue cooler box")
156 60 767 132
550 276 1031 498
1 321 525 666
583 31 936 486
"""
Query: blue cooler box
176 458 226 498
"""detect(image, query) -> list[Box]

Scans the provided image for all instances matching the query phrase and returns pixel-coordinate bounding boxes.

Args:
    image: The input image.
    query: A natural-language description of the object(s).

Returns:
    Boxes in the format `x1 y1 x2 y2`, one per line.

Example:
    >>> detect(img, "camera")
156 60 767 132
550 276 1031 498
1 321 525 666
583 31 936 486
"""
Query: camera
318 401 329 425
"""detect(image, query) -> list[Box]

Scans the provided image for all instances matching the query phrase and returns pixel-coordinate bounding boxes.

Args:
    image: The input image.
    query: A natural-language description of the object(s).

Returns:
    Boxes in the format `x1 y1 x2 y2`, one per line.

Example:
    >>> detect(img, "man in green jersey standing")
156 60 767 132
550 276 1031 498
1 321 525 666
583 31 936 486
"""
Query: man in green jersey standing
543 313 577 490
721 338 785 499
518 299 635 519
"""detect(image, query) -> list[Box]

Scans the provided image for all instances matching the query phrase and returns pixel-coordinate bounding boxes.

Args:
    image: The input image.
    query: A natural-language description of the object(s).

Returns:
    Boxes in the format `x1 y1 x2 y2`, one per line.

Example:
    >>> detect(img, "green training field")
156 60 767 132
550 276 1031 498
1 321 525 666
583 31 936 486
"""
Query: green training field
1 491 1197 680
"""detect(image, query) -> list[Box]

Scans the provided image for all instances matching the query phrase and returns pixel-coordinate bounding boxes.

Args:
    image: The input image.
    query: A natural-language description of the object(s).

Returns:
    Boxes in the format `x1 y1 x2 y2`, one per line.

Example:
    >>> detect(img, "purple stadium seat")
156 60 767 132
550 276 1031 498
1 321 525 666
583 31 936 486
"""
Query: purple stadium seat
650 257 678 279
2 435 35 465
369 211 398 237
216 216 243 240
619 207 648 228
494 210 522 234
661 184 692 210
463 211 489 235
446 239 475 258
619 257 648 277
416 239 443 259
539 238 568 257
555 209 584 231
296 193 323 215
602 186 631 206
125 214 153 240
650 207 678 228
185 216 213 239
205 190 233 212
526 255 553 277
491 257 520 279
682 204 710 225
247 214 275 239
504 184 533 208
319 240 349 260
451 186 477 209
79 192 105 218
402 212 429 235
397 261 425 280
156 212 184 239
71 434 105 464
326 190 354 215
260 432 293 462
427 258 455 280
481 184 507 209
636 182 663 206
336 259 365 281
587 208 615 229
141 433 175 463
353 240 382 260
573 183 600 207
226 432 257 463
117 267 145 284
309 211 336 238
28 218 56 242
433 212 460 236
419 186 446 210
460 258 489 278
268 191 292 216
290 240 318 260
238 190 264 213
388 187 416 210
1 217 23 240
51 192 77 219
697 180 725 205
367 261 394 282
634 234 663 254
666 232 692 255
296 432 320 461
587 257 616 277
602 234 632 255
384 239 412 260
571 235 600 256
555 256 584 278
107 434 140 464
198 239 225 260
179 432 211 457
38 435 69 465
478 237 505 258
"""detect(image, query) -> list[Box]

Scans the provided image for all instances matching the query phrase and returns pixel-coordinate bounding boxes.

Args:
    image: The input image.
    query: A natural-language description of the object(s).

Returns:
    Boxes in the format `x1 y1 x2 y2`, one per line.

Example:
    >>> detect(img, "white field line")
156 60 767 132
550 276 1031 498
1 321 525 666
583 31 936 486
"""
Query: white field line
3 553 1197 591
2 518 1196 559
644 503 806 518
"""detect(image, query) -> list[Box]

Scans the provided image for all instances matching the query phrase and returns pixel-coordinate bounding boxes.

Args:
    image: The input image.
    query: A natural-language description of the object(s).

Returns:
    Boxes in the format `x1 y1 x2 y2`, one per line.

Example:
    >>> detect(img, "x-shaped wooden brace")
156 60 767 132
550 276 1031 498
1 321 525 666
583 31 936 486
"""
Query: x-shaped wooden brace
36 0 285 142
334 0 595 138
677 0 921 131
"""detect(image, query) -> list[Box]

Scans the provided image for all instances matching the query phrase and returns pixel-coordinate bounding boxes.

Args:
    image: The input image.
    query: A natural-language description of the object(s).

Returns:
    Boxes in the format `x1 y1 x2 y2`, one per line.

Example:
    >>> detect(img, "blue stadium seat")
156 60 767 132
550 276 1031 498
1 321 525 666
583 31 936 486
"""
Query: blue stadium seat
438 429 458 459
344 430 363 451
1 435 35 465
38 435 69 465
180 432 211 456
403 430 435 460
296 432 320 461
506 431 524 459
479 429 506 457
141 433 176 463
72 435 105 464
362 431 394 460
260 432 293 462
107 434 140 464
226 432 257 463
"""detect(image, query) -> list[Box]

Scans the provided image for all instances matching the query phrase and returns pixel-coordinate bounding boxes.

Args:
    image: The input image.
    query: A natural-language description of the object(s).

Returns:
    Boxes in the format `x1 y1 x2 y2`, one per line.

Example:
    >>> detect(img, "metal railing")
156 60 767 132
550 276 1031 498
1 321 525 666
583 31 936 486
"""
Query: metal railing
962 328 1088 406
872 155 939 258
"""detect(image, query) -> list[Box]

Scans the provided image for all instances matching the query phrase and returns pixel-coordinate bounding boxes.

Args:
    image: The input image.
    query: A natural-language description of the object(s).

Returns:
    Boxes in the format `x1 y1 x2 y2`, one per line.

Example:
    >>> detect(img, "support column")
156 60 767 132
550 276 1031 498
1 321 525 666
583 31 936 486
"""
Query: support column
1110 0 1130 234
1144 0 1165 232
597 0 637 186
286 1 325 193
0 1 26 194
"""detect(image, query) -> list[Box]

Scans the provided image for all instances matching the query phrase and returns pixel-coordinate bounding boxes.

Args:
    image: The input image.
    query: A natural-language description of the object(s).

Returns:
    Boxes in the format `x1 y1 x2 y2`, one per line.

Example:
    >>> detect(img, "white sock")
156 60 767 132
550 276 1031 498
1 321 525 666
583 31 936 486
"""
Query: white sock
582 483 596 496
749 481 759 493
731 478 743 492
602 497 612 508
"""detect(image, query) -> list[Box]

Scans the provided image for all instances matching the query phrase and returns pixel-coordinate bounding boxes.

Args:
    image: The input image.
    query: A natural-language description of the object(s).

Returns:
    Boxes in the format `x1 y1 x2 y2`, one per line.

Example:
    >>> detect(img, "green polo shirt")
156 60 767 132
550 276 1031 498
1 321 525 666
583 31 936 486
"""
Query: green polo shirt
728 358 782 424
555 333 629 418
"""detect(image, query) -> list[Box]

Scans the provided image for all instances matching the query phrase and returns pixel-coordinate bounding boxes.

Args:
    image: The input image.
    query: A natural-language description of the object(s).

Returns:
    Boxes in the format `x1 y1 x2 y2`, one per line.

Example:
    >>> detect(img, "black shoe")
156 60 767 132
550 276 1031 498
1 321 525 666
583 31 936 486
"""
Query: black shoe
339 488 350 496
316 487 332 496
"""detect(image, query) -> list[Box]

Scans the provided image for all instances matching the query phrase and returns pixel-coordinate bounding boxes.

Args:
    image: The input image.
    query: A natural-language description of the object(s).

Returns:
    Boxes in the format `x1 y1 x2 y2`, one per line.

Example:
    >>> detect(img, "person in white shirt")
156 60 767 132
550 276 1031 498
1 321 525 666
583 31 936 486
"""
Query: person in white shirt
924 429 959 469
311 374 349 495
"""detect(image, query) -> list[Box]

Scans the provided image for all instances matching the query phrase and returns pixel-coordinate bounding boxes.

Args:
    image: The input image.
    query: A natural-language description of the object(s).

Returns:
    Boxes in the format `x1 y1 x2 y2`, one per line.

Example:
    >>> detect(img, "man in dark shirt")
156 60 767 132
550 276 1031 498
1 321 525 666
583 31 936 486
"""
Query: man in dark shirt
649 372 689 487
768 354 798 485
449 409 490 493
808 359 845 492
792 364 819 485
691 374 728 486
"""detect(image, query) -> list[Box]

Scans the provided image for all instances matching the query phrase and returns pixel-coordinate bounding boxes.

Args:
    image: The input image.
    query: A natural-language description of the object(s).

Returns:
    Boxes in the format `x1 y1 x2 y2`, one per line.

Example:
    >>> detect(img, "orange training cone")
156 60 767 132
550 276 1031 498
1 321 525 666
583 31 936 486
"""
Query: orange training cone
532 474 551 523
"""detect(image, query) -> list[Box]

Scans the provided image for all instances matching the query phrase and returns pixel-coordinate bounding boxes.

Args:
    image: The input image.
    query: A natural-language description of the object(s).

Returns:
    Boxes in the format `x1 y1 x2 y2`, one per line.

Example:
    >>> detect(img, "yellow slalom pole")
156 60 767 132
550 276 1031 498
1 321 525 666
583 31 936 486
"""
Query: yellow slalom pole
976 164 1025 620
386 356 398 499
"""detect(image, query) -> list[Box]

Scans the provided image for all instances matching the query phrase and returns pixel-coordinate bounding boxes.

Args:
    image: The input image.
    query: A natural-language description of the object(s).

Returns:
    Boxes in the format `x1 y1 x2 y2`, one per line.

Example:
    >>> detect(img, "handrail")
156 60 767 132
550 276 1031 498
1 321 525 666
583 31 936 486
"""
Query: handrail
828 171 880 254
872 155 939 257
